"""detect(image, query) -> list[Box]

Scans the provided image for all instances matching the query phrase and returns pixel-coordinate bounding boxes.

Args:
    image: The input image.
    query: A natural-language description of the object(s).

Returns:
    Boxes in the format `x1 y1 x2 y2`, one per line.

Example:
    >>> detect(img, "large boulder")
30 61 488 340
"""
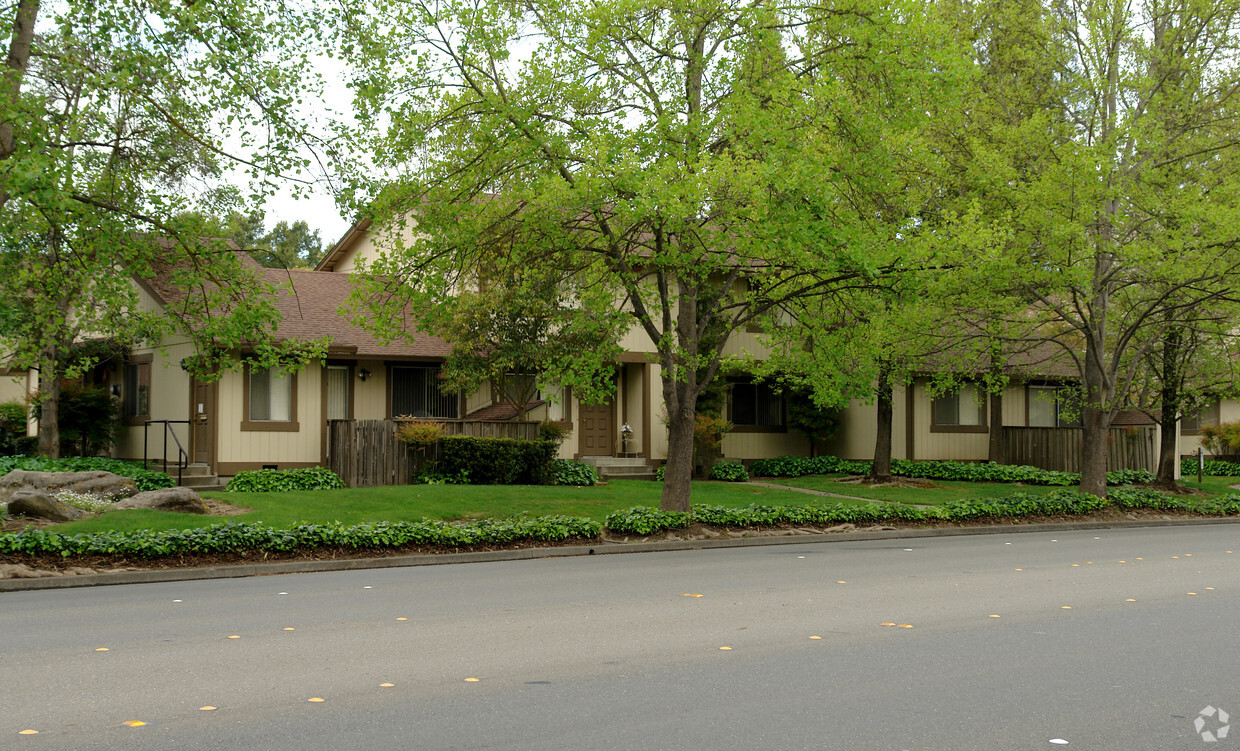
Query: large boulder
0 470 138 503
115 487 207 514
7 489 87 522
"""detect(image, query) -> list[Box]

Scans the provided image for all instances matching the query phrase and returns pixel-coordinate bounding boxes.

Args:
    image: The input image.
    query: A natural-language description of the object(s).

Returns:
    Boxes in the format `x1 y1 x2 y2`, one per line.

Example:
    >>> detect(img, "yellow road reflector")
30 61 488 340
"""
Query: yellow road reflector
880 622 896 627
122 720 146 727
283 628 295 631
95 647 109 652
227 635 240 639
1207 587 1215 590
1228 551 1233 554
1185 554 1193 557
1136 557 1143 560
1084 561 1092 564
1014 568 1023 571
1061 606 1072 610
681 593 704 598
1172 556 1180 559
1118 560 1126 563
989 614 1001 618
719 646 732 650
1072 564 1080 567
1188 592 1198 595
308 698 325 702
199 706 217 711
465 677 480 682
897 624 913 628
380 683 395 687
1125 599 1136 602
18 729 38 735
836 580 846 584
809 635 822 640
396 617 408 621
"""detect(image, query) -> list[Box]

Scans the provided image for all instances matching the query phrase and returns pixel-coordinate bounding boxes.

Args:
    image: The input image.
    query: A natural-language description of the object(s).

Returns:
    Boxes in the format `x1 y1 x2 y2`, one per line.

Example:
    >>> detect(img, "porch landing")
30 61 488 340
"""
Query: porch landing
579 456 657 482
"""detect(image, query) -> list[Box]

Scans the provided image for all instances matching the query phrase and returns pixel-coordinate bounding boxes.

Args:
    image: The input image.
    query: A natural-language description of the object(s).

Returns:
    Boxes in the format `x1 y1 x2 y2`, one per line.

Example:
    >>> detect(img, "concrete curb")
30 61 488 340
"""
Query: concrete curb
3 516 1239 592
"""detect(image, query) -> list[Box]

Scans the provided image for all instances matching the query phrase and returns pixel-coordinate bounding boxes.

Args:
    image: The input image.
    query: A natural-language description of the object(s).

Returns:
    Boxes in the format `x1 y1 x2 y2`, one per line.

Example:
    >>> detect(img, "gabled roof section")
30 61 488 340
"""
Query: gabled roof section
464 399 546 421
138 247 450 359
316 218 372 272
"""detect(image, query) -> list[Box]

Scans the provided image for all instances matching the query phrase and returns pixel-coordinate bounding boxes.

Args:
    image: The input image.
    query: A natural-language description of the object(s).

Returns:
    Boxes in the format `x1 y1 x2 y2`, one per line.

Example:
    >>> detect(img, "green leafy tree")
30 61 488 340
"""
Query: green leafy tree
0 0 334 456
947 0 1240 497
343 0 961 511
434 269 628 422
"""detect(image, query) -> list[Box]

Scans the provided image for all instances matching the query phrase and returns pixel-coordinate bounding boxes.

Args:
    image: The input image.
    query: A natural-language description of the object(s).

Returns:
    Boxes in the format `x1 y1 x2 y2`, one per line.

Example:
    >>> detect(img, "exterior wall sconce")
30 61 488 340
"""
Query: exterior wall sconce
111 384 121 397
358 368 371 382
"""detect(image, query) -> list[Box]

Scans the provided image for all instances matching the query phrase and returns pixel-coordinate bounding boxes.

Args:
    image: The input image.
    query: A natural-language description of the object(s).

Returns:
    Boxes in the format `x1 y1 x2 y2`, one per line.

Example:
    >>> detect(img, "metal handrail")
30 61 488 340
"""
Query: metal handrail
143 420 190 486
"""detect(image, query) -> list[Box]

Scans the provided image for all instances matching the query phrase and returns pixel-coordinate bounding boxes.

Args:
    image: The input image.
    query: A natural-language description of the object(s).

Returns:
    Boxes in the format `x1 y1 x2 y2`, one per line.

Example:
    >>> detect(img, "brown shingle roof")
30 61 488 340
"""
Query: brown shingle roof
139 252 449 359
464 400 545 421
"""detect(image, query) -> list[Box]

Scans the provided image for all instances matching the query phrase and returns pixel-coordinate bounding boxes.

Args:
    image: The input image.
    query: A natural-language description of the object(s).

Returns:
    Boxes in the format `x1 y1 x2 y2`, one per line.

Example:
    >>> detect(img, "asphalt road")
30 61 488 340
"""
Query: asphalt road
3 525 1240 750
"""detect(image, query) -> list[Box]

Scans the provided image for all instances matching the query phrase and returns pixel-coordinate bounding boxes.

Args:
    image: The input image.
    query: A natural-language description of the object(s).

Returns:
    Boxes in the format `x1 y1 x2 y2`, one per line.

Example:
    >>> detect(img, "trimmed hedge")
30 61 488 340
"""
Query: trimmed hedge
226 467 345 493
709 462 749 482
550 459 597 486
0 456 173 491
0 516 603 559
747 456 1155 486
438 436 558 485
1180 457 1240 477
603 488 1240 534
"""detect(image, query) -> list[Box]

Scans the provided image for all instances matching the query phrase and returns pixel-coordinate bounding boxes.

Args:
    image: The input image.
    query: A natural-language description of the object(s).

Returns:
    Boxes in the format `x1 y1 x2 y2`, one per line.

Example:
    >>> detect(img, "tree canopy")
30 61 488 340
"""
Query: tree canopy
343 0 964 510
0 0 334 455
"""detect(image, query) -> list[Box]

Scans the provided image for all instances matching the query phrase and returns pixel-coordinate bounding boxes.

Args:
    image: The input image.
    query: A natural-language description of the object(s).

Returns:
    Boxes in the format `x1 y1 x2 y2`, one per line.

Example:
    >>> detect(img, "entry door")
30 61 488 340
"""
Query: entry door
324 366 350 460
191 378 216 465
579 400 613 456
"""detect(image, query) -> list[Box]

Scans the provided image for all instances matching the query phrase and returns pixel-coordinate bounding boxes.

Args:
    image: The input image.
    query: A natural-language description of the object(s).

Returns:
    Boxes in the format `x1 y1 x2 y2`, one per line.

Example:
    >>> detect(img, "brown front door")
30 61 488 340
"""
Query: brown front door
191 378 216 465
579 399 613 456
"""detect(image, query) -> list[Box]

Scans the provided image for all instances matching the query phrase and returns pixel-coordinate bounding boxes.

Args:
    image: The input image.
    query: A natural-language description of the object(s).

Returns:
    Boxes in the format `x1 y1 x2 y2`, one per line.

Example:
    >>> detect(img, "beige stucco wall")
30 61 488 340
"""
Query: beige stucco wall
1180 399 1240 458
332 221 421 274
214 362 324 468
113 281 199 464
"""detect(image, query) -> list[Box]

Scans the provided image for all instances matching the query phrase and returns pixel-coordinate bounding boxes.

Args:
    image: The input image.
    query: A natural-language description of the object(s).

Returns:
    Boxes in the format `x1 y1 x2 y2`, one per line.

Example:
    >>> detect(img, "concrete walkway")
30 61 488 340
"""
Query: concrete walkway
746 480 936 508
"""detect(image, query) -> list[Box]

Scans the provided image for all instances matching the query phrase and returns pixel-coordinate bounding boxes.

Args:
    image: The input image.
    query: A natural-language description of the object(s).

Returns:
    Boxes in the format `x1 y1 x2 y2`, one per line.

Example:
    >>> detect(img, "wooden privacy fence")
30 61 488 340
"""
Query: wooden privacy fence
328 419 541 487
1002 426 1156 473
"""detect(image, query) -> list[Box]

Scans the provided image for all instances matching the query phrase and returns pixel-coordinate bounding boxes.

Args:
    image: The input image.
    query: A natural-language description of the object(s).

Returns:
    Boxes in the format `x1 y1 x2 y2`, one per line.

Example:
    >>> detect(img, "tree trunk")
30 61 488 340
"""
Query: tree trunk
661 399 695 513
36 352 60 459
869 364 893 482
1154 326 1183 489
1079 346 1110 497
988 388 1004 463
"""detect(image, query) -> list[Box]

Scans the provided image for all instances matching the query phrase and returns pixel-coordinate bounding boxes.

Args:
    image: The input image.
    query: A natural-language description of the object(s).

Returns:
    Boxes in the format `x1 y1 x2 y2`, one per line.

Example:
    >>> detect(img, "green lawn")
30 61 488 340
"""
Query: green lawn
34 473 1240 536
45 479 843 534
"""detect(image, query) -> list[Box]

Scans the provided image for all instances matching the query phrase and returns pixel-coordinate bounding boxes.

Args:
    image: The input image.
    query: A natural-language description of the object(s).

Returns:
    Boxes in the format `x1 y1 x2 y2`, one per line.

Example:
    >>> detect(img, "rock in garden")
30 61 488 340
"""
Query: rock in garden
115 487 207 514
0 563 60 579
0 470 138 503
6 490 87 522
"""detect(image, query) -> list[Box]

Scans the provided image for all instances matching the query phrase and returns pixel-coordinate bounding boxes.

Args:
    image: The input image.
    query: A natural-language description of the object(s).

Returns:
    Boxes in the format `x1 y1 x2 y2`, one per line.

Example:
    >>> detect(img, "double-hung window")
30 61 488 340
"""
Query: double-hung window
243 365 298 430
1027 385 1081 428
729 378 785 430
123 358 151 422
931 383 987 431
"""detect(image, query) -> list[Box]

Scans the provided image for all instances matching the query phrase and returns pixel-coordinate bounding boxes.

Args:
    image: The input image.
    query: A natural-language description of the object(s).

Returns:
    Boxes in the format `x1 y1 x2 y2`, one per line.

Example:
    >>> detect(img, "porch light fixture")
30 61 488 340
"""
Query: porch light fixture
358 368 371 382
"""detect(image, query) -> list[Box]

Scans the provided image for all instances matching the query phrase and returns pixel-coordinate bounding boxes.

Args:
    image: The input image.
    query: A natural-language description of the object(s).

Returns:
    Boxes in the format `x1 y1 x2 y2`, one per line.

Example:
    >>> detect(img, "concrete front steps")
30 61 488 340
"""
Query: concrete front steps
146 462 227 492
580 456 658 482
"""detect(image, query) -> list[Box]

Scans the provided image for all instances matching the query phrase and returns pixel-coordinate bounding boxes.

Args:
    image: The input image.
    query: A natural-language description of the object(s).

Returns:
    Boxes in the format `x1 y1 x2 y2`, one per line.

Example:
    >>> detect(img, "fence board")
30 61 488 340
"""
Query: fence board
1002 426 1155 473
328 419 541 487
